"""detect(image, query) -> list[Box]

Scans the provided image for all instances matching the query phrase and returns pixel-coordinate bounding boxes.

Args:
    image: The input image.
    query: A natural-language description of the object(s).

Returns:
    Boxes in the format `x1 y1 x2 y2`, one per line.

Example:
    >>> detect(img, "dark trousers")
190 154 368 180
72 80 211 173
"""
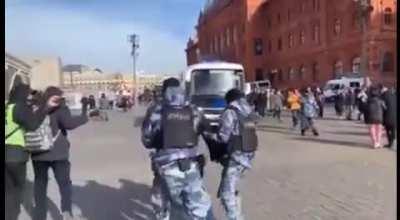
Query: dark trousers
273 108 282 121
384 124 397 147
318 105 324 118
5 162 27 220
33 160 72 220
291 110 300 128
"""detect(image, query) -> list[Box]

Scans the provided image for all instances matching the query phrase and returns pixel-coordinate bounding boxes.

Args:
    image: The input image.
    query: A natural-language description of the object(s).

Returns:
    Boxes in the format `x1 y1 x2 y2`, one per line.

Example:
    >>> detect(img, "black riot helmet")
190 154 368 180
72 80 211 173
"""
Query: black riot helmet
162 77 180 96
225 88 244 104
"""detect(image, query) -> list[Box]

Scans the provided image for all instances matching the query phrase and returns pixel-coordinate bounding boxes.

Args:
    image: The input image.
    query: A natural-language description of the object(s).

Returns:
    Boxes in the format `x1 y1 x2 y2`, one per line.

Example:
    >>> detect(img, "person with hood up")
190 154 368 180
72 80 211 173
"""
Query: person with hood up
206 88 259 220
5 84 60 220
30 86 88 220
141 78 214 220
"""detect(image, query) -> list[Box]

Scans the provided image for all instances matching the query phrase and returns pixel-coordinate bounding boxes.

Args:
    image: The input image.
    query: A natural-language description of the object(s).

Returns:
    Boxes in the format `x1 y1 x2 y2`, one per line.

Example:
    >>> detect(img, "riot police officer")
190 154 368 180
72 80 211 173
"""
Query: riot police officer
141 78 214 220
206 88 258 220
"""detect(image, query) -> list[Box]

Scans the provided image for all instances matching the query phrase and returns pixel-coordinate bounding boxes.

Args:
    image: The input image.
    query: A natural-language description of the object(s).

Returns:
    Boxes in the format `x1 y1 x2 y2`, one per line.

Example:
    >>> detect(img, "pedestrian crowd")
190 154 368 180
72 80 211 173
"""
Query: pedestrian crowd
5 78 396 220
246 83 397 149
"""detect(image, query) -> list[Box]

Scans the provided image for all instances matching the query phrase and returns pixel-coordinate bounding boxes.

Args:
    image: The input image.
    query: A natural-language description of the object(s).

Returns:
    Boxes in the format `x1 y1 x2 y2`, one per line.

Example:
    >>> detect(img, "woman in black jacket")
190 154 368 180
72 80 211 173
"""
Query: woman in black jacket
5 84 59 220
365 87 386 149
31 86 88 220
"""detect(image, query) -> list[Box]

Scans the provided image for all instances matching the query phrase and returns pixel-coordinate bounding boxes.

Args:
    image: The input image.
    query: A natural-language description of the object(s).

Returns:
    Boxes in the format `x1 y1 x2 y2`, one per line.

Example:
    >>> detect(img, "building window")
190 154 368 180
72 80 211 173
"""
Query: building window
278 69 283 81
226 28 231 47
255 68 264 81
312 0 319 11
333 60 344 77
254 38 263 56
384 8 393 25
300 30 305 44
214 36 219 53
278 37 282 51
288 68 296 80
268 40 272 52
382 52 394 72
267 18 272 29
352 56 361 73
301 1 306 13
299 65 306 80
334 18 342 35
220 33 224 52
277 13 281 24
233 26 238 44
312 62 318 81
313 24 320 44
288 33 294 48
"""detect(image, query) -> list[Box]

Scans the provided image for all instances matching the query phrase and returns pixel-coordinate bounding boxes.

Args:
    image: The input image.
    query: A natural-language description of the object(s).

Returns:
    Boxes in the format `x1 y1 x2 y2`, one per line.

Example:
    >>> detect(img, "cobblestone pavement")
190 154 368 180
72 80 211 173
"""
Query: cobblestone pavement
19 106 396 220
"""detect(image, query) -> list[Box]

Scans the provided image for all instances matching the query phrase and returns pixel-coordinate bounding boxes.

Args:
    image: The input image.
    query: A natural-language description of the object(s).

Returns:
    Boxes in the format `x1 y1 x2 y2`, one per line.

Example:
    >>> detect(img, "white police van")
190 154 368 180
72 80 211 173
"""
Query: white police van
181 61 245 129
323 76 367 101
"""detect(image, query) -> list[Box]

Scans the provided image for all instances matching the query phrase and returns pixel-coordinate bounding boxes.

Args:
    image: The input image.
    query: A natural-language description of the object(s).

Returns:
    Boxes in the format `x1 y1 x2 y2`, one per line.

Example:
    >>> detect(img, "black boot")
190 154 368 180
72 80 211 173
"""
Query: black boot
301 129 305 136
312 129 319 136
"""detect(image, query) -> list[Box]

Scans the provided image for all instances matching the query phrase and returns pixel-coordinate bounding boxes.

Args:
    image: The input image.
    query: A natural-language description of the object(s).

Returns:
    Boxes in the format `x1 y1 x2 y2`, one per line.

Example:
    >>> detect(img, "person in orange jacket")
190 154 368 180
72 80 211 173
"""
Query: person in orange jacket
287 89 301 129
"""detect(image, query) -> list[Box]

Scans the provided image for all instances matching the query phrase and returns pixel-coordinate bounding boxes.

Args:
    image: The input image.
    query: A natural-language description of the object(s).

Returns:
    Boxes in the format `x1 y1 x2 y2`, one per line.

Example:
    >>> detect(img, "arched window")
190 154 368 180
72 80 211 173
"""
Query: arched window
278 69 283 81
233 26 238 44
214 36 219 53
384 8 393 25
299 65 306 80
288 33 294 48
352 56 361 73
220 33 224 51
226 28 231 47
300 30 305 44
289 67 295 80
312 62 319 81
382 52 394 72
313 24 320 43
333 60 343 77
334 18 341 35
278 37 282 50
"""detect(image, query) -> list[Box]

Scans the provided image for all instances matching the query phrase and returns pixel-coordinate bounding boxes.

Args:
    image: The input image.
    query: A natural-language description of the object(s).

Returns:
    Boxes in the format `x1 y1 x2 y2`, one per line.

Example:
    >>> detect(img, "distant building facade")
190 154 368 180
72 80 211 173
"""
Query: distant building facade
5 52 31 101
187 0 397 88
26 57 63 90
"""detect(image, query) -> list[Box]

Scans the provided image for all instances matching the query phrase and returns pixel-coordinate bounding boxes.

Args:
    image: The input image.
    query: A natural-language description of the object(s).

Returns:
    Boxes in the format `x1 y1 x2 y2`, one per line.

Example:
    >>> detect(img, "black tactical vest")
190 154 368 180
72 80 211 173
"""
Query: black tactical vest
227 107 258 153
161 105 198 149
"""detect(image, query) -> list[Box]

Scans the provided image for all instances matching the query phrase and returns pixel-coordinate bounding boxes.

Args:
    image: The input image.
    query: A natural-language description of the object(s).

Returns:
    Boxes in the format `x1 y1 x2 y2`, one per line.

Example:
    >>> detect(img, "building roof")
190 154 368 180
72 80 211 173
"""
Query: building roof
62 64 90 73
5 51 32 69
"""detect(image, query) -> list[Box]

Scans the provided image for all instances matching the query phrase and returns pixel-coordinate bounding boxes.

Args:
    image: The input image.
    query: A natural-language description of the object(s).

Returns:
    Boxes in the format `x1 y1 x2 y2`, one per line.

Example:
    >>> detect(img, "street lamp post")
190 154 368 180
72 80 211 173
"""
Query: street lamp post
128 34 139 99
354 0 373 86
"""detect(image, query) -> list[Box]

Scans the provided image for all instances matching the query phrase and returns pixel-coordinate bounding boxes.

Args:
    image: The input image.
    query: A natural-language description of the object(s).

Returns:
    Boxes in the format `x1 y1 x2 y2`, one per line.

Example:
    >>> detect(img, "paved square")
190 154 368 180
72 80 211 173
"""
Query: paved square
19 106 396 220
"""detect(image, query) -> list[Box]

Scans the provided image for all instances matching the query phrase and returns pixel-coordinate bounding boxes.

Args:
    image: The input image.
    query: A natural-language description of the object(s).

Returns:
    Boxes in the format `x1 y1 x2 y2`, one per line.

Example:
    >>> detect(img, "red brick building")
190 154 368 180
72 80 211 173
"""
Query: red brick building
186 0 397 88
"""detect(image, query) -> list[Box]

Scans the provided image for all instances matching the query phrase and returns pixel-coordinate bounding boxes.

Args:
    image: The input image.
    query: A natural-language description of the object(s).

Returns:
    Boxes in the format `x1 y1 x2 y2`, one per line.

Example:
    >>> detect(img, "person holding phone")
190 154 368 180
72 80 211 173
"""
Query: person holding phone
5 84 60 220
30 86 88 220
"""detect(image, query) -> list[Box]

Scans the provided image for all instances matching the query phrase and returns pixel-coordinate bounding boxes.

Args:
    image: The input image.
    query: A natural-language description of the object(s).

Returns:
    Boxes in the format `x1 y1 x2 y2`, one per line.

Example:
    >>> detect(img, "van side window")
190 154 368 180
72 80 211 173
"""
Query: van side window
350 82 360 88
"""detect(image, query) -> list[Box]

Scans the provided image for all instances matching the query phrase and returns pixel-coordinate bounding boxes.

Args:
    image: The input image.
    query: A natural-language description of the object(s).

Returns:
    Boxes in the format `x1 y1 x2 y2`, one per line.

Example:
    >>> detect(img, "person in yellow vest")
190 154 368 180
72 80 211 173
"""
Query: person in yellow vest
5 84 60 220
287 89 302 129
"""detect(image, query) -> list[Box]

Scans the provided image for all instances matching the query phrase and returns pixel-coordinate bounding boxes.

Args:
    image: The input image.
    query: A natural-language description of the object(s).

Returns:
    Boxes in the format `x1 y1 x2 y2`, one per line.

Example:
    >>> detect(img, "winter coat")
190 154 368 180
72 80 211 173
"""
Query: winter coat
31 87 88 161
381 90 397 126
301 96 319 118
287 93 301 110
5 84 50 162
365 96 386 124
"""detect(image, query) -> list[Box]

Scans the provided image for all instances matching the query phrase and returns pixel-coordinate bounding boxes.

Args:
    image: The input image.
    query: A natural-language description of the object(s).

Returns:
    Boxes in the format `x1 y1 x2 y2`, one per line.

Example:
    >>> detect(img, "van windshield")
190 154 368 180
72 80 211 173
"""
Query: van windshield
191 69 243 96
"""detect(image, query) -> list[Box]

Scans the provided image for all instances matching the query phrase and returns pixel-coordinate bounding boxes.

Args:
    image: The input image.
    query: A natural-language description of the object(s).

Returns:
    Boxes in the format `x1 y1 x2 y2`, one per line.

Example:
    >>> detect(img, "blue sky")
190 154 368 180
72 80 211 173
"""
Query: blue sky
5 0 206 74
